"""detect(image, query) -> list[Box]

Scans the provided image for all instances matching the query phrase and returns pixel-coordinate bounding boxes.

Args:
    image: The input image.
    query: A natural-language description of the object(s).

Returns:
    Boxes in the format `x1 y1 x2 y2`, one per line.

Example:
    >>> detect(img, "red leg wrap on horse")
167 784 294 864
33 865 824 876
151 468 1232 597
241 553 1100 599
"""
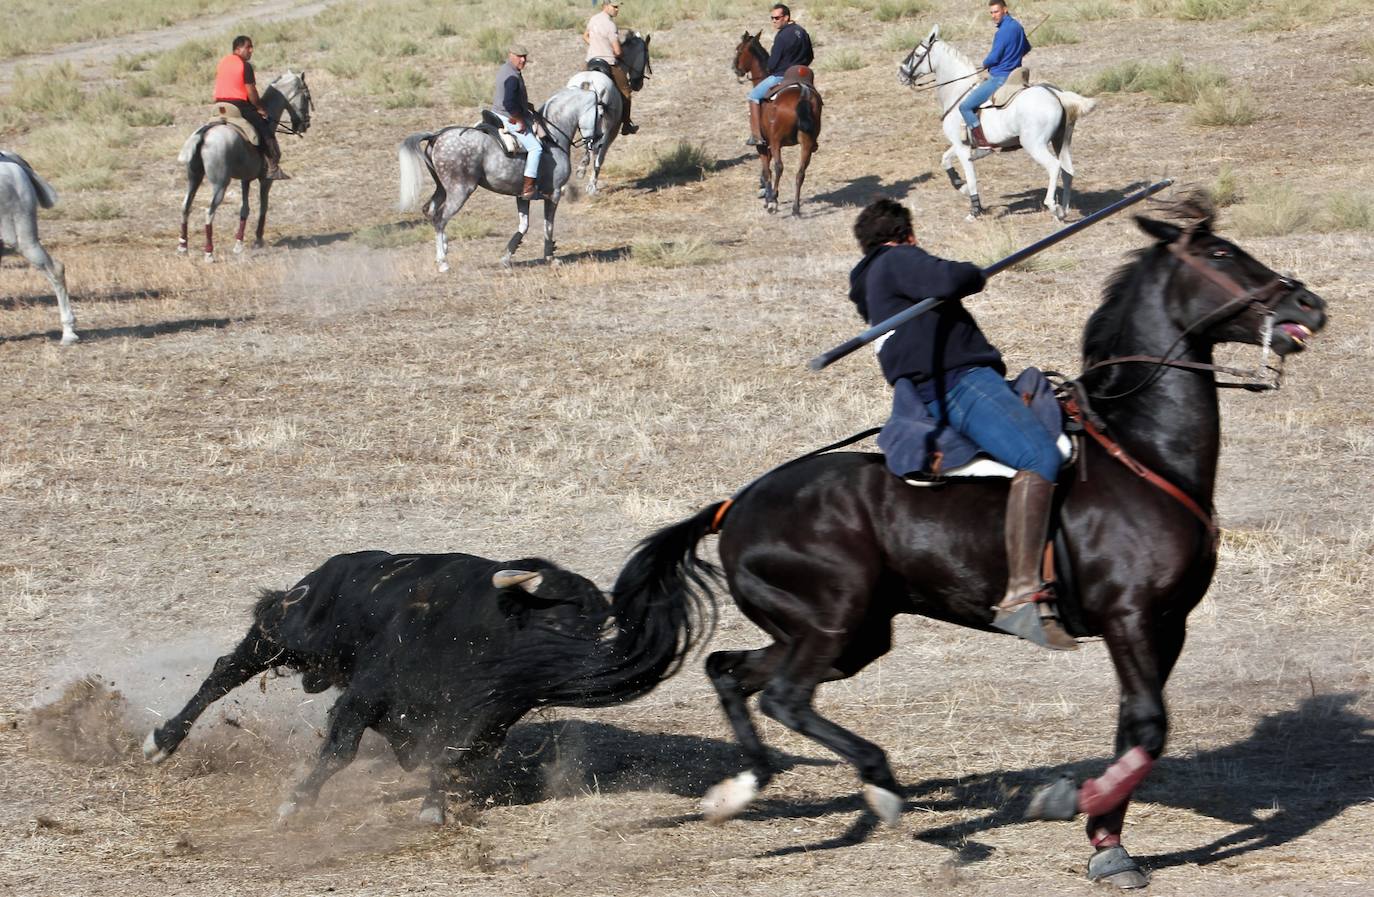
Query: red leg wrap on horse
1078 746 1153 816
236 218 247 241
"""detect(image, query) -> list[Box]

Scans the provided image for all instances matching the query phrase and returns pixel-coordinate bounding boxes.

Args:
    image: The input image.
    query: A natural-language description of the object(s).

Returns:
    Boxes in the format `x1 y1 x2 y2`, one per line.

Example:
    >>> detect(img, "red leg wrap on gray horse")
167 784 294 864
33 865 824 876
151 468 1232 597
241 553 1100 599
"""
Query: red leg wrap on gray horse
1078 746 1153 816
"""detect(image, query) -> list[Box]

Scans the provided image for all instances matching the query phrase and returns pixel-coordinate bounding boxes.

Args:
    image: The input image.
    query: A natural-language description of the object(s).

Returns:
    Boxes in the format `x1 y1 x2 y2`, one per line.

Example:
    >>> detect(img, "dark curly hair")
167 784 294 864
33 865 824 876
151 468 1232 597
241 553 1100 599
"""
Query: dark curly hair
853 198 913 254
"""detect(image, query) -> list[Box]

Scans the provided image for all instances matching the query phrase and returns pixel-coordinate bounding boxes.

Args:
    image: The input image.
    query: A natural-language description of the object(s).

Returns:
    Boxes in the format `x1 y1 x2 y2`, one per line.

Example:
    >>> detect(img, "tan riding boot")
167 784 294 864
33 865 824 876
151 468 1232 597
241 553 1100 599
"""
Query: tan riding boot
745 102 765 146
519 176 543 201
264 136 290 180
992 470 1078 651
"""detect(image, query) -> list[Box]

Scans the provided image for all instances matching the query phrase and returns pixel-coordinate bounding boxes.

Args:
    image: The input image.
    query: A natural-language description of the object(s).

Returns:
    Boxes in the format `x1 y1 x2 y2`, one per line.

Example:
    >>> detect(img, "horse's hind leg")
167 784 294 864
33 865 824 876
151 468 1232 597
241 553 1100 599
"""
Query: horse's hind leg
254 180 271 249
501 198 531 269
791 135 815 218
433 181 475 274
16 233 77 345
702 644 786 820
204 181 229 262
1025 139 1064 220
767 149 783 215
178 166 204 254
143 627 282 763
541 199 559 264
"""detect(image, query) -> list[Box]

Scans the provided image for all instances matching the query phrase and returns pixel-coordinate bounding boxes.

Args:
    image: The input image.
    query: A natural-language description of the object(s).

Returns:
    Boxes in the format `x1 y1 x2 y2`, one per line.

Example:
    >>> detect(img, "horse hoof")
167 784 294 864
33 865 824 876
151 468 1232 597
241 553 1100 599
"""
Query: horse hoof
437 262 450 274
142 730 169 764
1053 205 1067 221
276 800 300 823
232 242 244 255
253 240 266 250
176 244 188 255
499 255 513 270
417 805 445 826
701 772 758 823
1087 846 1149 889
863 784 903 826
203 253 215 263
1026 775 1078 821
60 332 80 346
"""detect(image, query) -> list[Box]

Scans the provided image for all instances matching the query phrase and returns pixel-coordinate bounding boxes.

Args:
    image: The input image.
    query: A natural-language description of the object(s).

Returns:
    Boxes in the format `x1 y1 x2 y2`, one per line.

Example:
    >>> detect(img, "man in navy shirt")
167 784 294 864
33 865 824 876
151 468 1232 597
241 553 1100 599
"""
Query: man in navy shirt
746 4 814 146
959 0 1031 155
492 44 543 200
848 198 1074 650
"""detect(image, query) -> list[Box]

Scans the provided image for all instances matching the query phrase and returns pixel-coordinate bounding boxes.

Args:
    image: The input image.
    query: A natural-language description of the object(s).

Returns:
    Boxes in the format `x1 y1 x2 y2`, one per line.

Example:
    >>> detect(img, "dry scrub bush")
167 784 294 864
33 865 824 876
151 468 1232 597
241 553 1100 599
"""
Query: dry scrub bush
1230 184 1314 236
1211 165 1242 207
1322 193 1374 232
951 221 1076 272
644 141 712 184
1189 85 1260 127
449 73 490 110
882 27 926 52
630 237 721 268
1031 21 1081 46
827 49 867 71
0 0 240 59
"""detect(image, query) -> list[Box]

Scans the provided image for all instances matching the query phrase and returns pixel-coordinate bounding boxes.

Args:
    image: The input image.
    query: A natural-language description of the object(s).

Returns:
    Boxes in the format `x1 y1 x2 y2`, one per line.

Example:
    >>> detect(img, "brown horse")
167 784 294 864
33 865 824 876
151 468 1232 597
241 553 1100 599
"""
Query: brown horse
732 32 822 216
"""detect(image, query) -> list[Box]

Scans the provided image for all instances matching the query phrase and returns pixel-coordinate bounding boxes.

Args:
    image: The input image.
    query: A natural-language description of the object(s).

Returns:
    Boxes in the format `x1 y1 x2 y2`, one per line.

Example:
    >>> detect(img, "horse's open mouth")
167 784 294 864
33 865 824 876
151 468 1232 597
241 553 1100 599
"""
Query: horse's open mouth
1275 321 1314 351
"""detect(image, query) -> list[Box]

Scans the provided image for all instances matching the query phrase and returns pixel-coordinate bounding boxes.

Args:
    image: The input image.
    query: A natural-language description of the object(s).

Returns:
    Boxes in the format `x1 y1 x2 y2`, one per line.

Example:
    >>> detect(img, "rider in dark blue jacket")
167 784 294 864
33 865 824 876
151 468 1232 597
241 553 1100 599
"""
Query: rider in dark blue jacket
746 4 814 146
848 198 1074 651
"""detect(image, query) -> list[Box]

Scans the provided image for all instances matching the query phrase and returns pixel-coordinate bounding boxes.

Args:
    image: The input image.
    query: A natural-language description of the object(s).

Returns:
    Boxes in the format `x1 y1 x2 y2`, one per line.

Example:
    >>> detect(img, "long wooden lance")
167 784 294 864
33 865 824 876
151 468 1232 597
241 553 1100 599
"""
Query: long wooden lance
807 178 1175 371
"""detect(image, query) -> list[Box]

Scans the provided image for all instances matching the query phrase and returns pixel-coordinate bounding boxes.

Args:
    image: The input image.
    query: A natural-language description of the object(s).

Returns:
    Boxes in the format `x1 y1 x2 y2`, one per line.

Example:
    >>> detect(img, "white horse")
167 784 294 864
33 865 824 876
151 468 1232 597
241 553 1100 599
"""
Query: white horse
0 152 77 344
564 31 651 195
898 25 1096 220
176 71 312 261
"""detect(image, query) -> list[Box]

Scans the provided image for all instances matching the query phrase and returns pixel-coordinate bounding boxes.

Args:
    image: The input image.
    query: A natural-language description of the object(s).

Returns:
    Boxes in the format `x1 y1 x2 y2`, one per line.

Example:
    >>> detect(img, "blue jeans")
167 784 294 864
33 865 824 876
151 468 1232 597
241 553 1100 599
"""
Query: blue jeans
959 75 1006 129
748 75 784 103
496 112 542 178
924 366 1060 480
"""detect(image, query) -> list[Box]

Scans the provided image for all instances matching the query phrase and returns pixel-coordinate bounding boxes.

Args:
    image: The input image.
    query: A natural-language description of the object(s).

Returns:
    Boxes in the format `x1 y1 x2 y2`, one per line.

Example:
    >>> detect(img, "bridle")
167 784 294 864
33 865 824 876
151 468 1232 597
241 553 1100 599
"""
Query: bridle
733 36 765 84
1083 228 1299 399
899 37 985 93
274 74 313 136
539 93 603 152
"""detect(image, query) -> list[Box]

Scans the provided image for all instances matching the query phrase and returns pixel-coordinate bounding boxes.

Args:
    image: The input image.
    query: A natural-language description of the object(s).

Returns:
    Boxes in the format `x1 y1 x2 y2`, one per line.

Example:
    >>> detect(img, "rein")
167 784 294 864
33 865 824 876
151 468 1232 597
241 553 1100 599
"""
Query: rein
1084 233 1293 398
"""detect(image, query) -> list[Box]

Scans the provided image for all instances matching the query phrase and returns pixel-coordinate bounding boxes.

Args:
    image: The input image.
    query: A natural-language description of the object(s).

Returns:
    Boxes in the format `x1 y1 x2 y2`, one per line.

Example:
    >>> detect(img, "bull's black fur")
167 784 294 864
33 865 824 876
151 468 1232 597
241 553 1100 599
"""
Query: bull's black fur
147 547 717 822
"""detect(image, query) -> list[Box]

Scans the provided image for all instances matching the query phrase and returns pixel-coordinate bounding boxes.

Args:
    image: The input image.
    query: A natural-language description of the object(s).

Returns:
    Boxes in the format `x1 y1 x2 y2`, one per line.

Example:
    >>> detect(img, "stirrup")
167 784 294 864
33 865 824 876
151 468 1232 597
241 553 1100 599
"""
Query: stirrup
991 603 1079 651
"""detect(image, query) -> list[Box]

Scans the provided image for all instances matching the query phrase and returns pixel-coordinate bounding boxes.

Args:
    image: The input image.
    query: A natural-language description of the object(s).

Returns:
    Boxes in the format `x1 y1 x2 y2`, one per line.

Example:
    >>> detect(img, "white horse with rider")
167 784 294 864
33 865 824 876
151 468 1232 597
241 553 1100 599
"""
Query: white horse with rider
899 25 1095 220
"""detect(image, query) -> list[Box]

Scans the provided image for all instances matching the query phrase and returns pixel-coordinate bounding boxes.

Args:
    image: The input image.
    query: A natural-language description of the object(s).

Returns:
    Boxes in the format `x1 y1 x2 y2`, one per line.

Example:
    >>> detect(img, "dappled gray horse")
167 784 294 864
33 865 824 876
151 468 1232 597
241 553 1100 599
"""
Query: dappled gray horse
565 31 651 196
176 71 312 261
0 152 77 344
397 86 601 273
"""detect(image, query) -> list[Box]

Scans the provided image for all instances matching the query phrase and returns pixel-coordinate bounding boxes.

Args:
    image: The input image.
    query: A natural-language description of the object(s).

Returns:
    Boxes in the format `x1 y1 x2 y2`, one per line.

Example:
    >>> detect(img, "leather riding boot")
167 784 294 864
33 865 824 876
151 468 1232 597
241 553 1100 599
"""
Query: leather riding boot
746 103 764 146
993 470 1077 651
970 124 994 148
264 136 290 180
519 175 543 201
620 93 638 135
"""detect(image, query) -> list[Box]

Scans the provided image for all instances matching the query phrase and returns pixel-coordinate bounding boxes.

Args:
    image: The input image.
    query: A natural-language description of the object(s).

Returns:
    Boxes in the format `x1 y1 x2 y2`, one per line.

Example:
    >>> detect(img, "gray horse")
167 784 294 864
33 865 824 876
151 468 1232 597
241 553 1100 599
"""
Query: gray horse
397 86 601 273
0 151 77 344
565 31 651 196
176 71 312 261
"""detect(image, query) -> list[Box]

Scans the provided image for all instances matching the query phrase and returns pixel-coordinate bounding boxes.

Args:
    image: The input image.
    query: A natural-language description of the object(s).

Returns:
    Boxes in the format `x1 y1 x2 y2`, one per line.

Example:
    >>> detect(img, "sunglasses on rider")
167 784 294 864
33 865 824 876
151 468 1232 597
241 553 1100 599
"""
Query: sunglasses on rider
770 14 785 19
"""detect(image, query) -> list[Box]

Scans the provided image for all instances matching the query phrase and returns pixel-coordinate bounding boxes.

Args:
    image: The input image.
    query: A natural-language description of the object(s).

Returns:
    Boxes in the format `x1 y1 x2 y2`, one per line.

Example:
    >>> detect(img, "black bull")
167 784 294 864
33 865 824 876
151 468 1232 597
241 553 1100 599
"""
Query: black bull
144 549 712 823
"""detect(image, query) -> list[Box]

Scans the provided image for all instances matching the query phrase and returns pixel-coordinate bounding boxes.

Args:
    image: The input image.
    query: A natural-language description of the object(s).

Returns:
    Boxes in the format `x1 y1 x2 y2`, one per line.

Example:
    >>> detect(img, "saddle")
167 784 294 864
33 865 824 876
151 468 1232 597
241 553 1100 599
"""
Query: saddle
585 58 616 82
207 102 259 147
983 67 1031 109
476 110 547 157
763 64 819 102
879 367 1072 484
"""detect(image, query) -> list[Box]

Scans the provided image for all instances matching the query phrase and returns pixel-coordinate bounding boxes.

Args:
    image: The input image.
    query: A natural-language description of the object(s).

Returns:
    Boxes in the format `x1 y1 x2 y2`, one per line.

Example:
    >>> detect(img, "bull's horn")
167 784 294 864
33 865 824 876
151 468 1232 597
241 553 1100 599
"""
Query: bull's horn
493 570 543 592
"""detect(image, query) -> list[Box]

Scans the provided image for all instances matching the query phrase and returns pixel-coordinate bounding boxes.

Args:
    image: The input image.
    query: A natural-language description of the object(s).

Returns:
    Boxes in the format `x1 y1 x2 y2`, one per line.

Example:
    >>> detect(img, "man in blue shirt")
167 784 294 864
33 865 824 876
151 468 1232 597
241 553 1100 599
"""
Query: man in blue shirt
959 0 1031 156
746 4 814 146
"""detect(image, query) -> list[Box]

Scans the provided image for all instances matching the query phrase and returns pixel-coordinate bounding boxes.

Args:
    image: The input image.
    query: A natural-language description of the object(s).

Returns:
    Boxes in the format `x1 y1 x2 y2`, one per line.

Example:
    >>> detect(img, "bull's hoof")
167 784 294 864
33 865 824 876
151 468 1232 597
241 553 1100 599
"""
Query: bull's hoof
142 730 170 765
1026 775 1078 821
1087 846 1149 889
418 805 445 826
701 772 758 823
862 783 902 826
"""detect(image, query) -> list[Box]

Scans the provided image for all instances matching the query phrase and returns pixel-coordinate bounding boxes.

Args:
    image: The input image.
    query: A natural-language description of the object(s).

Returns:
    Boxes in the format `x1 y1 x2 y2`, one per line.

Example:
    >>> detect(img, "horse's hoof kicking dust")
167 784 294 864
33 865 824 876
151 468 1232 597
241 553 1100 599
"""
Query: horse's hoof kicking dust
701 772 758 823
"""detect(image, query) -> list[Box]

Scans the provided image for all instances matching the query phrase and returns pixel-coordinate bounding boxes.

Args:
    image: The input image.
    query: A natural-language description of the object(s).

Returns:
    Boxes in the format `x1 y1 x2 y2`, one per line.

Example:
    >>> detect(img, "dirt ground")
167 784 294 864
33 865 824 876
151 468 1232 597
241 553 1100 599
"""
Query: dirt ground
3 5 1373 896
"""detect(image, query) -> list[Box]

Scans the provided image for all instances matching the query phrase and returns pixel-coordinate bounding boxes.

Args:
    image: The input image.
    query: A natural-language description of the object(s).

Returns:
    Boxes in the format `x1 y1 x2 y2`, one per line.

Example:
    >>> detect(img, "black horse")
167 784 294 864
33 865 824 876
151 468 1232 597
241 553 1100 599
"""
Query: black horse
609 201 1327 887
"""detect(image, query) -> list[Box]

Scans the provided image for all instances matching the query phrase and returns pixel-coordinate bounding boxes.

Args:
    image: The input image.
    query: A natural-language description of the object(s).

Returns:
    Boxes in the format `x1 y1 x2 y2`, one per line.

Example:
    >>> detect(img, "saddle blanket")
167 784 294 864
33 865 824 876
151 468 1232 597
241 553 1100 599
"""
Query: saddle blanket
878 367 1070 483
206 103 259 146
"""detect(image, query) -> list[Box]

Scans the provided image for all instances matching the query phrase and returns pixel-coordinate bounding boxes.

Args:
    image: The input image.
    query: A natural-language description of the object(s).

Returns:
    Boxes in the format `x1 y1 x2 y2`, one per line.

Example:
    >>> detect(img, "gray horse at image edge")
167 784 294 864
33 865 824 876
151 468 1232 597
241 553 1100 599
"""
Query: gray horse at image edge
397 85 601 272
0 152 77 344
176 71 312 261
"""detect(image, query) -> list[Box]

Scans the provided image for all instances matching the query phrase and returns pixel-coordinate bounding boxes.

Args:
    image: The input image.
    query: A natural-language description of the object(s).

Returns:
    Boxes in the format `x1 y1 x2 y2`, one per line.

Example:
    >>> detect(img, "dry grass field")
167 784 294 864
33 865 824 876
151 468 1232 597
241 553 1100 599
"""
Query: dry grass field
3 0 1373 894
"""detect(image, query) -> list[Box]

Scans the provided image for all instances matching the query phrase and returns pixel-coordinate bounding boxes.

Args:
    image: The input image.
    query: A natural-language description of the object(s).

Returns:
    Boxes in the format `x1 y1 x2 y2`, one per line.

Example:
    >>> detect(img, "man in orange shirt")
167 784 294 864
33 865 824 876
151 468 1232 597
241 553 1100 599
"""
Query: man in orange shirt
214 35 288 179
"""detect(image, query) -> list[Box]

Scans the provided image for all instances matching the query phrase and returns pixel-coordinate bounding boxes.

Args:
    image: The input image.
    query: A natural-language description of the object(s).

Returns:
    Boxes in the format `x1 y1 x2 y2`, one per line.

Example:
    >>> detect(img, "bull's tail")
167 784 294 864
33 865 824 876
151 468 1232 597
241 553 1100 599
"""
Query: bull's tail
398 132 441 214
552 503 725 707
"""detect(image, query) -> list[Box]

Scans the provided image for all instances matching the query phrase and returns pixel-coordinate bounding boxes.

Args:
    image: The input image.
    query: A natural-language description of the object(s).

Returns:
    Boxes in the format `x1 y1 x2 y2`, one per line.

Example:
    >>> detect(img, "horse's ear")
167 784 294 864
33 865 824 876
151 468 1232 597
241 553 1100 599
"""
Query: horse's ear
644 33 651 45
1135 215 1183 244
929 24 940 40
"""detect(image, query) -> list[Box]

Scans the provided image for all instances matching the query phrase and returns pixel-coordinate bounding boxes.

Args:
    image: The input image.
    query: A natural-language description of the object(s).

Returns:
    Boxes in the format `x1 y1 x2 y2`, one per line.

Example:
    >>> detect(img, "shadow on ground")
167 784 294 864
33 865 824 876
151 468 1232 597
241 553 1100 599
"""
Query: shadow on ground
809 173 933 209
1 316 247 344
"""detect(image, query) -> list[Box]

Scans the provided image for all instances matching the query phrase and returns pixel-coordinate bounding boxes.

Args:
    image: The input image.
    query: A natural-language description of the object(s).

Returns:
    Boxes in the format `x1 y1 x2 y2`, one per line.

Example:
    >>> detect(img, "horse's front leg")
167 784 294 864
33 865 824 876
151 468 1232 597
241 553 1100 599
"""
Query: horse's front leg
940 145 966 193
254 180 271 248
541 199 559 265
1028 611 1178 889
501 199 531 269
955 146 983 219
233 178 251 254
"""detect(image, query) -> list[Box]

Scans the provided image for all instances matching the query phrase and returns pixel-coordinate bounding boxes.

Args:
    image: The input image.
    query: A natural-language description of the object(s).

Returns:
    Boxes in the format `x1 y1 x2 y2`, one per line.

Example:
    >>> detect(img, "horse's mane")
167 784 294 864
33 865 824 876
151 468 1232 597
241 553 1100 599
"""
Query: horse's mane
749 34 767 64
936 37 977 73
1081 192 1219 365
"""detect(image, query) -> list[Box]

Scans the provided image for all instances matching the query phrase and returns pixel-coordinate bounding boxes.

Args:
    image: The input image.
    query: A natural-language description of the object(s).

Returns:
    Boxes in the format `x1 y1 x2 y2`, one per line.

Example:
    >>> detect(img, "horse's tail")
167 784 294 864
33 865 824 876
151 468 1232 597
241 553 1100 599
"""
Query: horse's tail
1051 90 1096 175
551 503 724 707
2 152 60 208
397 132 441 213
176 129 205 167
796 86 822 139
